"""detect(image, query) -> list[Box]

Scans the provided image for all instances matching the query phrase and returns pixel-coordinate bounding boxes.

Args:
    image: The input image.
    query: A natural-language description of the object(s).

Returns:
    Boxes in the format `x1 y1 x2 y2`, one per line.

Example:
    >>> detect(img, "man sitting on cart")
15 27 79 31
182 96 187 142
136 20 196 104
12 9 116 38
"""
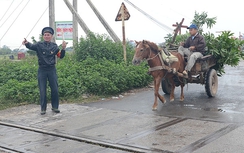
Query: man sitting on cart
178 24 206 76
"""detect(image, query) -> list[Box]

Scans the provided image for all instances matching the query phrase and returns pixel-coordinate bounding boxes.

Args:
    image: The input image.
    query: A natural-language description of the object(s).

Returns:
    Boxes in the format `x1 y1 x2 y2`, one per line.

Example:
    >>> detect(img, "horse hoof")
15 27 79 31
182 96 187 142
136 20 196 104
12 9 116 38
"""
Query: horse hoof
152 107 157 111
160 99 166 104
170 99 175 102
180 99 184 102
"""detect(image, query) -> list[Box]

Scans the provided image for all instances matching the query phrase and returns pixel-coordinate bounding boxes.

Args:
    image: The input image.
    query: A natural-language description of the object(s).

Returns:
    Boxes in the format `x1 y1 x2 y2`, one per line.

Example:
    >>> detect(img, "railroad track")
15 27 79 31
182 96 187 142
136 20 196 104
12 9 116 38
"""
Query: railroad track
0 111 241 153
0 120 175 153
0 146 21 153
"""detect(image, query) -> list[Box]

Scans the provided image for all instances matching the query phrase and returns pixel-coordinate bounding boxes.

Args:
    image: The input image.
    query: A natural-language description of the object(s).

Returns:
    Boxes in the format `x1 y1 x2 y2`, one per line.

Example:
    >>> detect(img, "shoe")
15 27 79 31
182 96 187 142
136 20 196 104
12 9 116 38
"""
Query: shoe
183 70 188 75
40 110 46 115
52 108 60 113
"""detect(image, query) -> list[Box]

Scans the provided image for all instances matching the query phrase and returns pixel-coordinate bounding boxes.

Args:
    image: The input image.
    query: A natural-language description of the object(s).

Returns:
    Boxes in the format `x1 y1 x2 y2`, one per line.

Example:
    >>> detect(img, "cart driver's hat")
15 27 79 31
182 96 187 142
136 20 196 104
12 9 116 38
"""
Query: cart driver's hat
187 24 198 30
42 27 54 35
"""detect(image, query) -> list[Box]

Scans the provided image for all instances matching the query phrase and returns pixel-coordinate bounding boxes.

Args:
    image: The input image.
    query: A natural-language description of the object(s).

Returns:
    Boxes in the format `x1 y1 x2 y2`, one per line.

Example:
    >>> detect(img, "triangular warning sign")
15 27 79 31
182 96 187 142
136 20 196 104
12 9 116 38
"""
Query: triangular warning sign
115 2 130 21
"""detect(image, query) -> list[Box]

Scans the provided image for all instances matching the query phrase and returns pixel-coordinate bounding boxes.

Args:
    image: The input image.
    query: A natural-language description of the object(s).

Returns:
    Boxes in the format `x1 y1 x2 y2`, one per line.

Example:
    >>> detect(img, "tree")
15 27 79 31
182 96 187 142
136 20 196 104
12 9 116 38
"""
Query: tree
191 11 217 34
204 31 244 75
164 33 173 45
164 11 217 46
12 49 19 53
31 34 44 43
0 45 12 55
26 36 41 56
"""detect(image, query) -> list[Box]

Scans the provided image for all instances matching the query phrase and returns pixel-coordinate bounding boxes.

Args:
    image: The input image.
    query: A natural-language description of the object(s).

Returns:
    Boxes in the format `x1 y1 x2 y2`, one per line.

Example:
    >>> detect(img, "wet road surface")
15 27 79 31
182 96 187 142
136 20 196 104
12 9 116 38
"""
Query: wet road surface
84 62 244 123
0 61 244 153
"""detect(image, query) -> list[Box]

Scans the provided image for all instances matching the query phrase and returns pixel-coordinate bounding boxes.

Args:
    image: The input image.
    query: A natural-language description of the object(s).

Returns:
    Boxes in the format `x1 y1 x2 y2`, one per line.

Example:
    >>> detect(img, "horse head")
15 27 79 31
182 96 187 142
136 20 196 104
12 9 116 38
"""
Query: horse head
132 40 159 65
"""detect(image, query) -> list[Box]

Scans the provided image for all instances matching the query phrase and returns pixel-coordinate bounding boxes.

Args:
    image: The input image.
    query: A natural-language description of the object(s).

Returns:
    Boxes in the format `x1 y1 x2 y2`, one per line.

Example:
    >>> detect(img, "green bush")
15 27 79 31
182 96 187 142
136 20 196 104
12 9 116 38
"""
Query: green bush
0 32 152 103
74 32 135 63
204 31 244 75
56 57 151 96
1 79 39 102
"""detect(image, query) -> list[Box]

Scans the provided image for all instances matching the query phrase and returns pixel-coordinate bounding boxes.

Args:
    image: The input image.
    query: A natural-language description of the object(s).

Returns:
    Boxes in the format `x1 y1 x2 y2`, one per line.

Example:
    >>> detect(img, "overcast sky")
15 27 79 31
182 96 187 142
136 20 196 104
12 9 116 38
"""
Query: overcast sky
0 0 243 49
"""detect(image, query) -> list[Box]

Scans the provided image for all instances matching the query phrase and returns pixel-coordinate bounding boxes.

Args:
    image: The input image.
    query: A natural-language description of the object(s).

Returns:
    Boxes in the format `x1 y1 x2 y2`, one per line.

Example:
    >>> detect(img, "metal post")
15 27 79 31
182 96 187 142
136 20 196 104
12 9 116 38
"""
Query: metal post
73 0 78 46
49 0 55 42
122 4 126 62
86 0 121 43
63 0 90 35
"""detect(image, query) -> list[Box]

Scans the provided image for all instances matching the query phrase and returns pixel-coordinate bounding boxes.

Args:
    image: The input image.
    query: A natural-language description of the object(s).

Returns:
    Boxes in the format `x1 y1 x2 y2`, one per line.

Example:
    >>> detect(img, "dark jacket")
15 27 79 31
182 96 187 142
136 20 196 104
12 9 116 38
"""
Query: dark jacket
25 41 65 68
184 33 206 53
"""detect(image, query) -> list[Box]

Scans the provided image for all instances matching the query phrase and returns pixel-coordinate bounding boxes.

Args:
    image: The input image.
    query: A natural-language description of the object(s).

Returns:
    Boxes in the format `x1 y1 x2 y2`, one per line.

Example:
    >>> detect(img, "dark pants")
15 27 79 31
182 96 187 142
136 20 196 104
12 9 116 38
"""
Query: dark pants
38 67 59 111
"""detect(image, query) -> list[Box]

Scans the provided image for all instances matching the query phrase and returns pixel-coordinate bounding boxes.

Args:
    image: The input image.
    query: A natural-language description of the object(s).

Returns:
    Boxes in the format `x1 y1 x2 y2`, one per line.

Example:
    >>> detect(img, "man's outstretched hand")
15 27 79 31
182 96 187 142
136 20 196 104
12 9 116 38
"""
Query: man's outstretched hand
62 41 67 50
22 38 28 45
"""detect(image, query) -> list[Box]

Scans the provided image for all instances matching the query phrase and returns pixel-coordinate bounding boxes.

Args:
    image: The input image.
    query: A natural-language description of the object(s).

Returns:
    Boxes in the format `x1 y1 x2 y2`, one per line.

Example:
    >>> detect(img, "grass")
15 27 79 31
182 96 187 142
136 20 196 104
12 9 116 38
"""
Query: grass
0 54 17 60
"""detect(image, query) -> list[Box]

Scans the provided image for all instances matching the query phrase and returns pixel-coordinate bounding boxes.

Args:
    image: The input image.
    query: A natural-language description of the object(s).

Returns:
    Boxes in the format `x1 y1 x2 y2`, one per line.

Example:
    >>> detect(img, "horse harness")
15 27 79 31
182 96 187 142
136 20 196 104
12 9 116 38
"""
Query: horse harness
146 49 186 84
146 49 171 73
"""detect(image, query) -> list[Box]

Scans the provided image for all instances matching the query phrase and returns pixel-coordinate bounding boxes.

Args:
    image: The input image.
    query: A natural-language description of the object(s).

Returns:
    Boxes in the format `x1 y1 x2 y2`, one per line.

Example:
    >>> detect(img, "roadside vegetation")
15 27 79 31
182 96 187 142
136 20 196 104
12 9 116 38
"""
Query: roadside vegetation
0 32 152 110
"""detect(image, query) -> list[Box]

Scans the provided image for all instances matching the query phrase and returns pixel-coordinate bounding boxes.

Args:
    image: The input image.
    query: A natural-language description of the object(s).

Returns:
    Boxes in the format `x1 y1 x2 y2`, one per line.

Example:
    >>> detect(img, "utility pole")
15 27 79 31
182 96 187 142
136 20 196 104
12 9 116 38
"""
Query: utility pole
172 18 188 35
63 0 90 35
170 18 187 48
86 0 121 43
49 0 55 42
73 0 78 46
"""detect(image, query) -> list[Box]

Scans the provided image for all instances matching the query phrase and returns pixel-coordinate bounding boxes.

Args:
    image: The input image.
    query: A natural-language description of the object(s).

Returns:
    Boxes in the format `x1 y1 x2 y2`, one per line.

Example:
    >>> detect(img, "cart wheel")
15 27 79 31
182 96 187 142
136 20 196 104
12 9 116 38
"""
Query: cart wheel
161 78 171 95
205 69 218 97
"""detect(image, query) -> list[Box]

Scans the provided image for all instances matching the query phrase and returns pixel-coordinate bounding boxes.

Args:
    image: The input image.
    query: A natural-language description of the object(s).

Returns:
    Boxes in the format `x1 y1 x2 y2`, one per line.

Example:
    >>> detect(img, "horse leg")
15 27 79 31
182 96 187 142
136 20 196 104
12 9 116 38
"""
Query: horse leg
180 83 185 102
152 77 166 110
169 78 176 102
156 77 166 104
152 79 158 111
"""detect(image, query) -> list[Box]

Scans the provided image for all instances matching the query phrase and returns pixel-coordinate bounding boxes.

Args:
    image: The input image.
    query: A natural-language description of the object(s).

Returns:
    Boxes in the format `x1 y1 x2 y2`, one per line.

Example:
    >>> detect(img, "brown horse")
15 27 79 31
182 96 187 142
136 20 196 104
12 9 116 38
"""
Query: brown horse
132 40 185 110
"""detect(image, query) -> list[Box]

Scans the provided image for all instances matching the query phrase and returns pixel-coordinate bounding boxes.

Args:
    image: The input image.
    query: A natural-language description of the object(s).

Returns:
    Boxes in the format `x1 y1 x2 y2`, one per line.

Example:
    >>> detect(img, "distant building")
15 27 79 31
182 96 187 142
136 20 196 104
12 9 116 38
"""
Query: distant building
18 52 25 60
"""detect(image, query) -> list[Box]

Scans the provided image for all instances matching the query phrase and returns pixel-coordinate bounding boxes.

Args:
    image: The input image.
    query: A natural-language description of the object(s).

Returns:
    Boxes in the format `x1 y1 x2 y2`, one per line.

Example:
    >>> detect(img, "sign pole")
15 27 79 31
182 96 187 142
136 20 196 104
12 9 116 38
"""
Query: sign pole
122 4 126 62
61 28 65 41
115 2 130 62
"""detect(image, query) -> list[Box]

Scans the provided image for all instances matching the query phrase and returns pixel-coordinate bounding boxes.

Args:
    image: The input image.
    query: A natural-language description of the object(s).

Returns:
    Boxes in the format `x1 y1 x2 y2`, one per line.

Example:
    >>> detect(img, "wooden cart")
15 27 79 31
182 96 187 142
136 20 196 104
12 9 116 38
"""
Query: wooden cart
161 54 218 97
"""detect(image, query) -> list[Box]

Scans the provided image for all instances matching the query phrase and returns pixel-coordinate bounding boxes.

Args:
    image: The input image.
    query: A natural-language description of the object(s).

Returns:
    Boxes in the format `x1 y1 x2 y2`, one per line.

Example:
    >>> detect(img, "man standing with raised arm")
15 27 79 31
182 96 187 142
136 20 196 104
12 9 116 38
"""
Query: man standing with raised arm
22 27 66 115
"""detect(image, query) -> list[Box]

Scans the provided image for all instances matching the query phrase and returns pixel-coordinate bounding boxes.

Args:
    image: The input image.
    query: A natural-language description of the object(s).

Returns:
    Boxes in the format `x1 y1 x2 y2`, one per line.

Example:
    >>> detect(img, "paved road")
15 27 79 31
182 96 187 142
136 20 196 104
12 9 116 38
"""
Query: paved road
0 61 244 153
84 62 244 123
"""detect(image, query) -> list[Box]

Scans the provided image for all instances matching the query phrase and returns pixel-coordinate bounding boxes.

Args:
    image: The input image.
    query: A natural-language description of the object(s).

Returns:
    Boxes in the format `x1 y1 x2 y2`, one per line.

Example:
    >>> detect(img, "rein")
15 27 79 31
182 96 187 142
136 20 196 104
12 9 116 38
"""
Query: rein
146 49 170 74
146 50 160 61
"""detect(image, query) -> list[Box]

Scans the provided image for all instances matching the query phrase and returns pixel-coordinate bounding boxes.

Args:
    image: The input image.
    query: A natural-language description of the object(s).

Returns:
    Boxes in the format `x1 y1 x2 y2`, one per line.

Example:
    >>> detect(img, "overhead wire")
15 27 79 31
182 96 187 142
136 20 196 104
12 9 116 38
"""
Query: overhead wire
169 8 192 21
0 0 31 42
0 0 25 28
124 0 173 33
0 0 15 23
18 6 49 49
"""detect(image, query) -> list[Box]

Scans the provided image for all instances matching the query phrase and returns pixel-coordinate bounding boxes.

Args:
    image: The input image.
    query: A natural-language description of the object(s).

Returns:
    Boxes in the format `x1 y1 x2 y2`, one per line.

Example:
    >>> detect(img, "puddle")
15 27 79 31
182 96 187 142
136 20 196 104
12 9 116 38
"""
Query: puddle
180 104 201 110
202 108 225 112
202 108 243 114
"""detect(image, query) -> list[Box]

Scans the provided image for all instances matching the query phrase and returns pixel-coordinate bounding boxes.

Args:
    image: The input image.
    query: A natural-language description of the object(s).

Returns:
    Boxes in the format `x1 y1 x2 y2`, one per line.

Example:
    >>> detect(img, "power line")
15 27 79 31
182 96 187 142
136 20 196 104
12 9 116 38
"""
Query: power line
0 0 14 23
18 6 49 49
169 8 192 21
124 0 173 33
25 6 48 39
0 0 25 28
0 0 31 41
